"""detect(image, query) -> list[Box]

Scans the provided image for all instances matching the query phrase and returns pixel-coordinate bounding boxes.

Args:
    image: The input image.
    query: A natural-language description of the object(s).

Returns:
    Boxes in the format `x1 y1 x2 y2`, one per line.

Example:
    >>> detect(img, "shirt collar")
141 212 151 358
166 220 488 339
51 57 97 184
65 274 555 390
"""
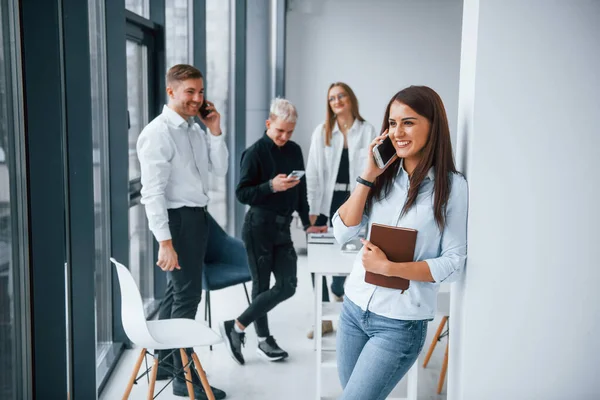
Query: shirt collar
398 159 435 181
162 105 194 128
261 131 279 149
333 118 360 134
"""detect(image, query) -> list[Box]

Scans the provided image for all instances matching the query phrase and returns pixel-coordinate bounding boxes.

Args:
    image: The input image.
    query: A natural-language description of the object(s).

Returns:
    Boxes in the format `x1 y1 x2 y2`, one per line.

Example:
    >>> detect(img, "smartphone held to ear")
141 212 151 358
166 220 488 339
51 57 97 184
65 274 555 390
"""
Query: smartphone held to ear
287 170 305 180
372 136 396 169
199 101 212 118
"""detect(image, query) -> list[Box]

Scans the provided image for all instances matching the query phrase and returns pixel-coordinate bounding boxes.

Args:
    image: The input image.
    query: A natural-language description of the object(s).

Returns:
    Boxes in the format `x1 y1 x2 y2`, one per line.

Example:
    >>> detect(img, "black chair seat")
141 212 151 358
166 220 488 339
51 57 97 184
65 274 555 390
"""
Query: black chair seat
203 262 251 291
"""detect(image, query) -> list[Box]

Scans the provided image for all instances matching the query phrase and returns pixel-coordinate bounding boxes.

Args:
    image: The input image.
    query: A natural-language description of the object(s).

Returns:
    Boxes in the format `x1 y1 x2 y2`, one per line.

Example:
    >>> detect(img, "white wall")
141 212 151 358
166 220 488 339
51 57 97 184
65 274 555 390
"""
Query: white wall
285 0 464 156
452 1 600 399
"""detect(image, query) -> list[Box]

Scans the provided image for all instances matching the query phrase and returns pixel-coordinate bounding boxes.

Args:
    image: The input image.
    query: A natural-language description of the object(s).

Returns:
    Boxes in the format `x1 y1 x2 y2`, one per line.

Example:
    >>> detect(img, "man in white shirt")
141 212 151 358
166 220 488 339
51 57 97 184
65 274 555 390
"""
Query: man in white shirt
137 64 228 399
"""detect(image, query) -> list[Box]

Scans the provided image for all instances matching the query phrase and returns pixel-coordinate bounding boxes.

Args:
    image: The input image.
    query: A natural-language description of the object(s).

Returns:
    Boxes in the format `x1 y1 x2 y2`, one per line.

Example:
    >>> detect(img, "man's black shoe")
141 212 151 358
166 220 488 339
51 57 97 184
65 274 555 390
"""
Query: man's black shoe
220 320 245 365
256 336 288 361
172 378 226 399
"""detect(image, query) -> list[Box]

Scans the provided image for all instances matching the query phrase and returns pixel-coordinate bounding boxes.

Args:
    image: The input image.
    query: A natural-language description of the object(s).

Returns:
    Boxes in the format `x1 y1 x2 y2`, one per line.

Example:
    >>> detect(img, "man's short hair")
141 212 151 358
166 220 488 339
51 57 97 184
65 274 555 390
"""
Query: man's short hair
269 98 298 123
166 64 203 86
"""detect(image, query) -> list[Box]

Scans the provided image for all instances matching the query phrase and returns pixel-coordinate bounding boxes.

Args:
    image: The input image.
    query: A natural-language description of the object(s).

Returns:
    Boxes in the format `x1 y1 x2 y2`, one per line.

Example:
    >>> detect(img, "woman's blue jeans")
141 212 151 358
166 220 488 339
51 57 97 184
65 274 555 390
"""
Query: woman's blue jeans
336 297 428 400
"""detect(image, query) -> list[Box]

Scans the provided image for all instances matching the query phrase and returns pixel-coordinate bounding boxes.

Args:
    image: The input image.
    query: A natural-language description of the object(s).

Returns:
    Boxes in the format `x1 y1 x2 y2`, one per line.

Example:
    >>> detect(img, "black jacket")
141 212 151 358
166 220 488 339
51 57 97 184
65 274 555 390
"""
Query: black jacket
236 133 310 228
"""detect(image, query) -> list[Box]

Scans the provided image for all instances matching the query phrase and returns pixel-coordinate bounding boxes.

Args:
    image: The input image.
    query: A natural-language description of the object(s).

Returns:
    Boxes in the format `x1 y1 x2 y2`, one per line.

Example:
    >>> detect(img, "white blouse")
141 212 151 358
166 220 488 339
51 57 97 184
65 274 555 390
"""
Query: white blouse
332 165 468 321
306 119 377 216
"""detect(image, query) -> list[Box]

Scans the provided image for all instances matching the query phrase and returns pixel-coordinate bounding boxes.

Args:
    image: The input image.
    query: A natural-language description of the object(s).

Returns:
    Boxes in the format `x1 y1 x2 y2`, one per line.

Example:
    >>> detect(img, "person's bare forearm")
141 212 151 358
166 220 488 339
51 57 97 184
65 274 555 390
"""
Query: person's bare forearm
337 180 371 227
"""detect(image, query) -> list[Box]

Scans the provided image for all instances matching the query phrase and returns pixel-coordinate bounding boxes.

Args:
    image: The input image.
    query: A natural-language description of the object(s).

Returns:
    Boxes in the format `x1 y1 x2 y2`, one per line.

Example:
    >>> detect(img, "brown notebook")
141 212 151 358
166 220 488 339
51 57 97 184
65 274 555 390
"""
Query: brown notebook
364 223 418 291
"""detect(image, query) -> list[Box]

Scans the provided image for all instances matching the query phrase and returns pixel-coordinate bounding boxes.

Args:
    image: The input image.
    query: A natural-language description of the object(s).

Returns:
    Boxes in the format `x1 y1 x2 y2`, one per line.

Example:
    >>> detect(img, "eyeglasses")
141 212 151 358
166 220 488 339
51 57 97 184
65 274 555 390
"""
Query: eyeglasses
328 93 347 103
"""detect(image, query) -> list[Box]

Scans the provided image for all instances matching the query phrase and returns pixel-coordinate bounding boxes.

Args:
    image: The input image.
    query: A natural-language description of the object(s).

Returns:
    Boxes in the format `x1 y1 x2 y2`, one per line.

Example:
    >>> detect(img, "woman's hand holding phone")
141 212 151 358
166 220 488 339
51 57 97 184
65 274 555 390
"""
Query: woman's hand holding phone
362 130 397 182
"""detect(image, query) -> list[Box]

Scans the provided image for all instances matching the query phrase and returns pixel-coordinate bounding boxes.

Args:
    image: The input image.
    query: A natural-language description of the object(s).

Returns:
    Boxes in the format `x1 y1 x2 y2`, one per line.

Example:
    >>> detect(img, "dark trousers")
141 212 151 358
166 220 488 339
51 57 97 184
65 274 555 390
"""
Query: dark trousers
312 190 350 302
237 208 298 338
157 207 208 382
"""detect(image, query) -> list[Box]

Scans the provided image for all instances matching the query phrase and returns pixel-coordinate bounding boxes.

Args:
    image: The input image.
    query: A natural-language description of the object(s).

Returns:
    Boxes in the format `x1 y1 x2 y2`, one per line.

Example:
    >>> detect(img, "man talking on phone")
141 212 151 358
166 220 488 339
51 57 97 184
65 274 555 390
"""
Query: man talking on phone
220 98 320 365
137 64 228 399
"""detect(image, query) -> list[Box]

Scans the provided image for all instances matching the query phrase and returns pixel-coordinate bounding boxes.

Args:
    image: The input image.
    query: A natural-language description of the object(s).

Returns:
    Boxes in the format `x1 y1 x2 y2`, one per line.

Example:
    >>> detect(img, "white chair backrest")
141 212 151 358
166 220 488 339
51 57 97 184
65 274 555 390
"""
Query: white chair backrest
110 258 157 347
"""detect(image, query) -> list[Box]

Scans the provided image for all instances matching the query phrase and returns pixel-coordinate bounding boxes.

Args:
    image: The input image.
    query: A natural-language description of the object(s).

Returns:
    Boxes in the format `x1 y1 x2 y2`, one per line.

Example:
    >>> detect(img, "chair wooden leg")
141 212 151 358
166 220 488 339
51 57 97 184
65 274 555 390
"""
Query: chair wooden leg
122 348 146 400
180 349 195 400
423 316 448 368
437 340 449 394
147 355 159 400
192 352 215 400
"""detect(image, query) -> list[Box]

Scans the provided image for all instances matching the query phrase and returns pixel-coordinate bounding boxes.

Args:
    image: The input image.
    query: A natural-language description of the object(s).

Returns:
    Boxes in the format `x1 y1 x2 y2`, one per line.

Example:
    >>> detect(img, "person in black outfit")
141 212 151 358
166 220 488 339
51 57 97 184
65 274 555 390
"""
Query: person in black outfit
220 98 320 365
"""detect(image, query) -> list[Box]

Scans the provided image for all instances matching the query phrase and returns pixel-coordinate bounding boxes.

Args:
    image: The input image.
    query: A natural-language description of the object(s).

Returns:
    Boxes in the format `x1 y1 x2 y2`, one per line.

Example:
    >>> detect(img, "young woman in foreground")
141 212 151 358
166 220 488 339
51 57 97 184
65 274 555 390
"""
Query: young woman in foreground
332 86 468 399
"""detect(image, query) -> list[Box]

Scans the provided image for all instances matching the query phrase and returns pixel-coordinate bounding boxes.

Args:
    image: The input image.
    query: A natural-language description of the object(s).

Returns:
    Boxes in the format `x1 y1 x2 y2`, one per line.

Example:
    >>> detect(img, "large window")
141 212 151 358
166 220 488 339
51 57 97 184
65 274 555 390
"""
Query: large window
165 0 191 67
206 0 230 228
0 0 28 398
126 40 148 183
125 0 149 18
126 13 160 310
0 14 14 395
88 0 113 370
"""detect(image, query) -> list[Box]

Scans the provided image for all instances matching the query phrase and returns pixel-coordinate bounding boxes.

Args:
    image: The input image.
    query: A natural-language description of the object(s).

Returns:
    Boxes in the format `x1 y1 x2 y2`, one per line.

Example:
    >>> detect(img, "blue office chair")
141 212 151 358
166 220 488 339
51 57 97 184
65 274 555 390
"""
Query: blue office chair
203 213 251 349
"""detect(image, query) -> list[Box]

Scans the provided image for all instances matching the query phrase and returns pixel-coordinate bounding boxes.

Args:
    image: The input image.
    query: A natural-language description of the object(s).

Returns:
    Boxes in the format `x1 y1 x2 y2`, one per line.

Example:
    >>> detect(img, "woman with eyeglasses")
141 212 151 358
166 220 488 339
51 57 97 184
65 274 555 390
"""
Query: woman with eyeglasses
305 82 377 339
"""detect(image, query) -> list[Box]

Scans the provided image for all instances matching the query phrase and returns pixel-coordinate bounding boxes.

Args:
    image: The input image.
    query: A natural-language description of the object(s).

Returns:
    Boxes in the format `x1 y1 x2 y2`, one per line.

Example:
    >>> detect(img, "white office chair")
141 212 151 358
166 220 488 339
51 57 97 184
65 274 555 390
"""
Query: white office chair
111 258 222 400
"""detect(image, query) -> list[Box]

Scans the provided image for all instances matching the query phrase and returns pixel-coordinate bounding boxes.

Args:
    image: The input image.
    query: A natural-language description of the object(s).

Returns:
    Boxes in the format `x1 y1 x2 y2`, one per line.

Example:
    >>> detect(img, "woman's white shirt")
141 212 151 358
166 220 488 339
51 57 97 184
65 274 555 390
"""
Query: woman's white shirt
332 165 468 320
306 119 377 216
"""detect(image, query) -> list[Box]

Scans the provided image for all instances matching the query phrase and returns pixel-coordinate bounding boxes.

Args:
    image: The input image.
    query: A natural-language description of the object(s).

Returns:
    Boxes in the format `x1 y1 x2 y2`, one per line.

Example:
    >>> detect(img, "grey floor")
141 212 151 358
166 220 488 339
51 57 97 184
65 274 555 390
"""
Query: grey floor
100 252 448 400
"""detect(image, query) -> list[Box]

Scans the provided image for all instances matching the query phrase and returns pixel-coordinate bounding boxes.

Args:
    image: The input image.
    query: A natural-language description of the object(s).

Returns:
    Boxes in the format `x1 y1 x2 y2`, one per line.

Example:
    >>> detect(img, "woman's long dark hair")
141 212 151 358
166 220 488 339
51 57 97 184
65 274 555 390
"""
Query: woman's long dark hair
366 86 457 230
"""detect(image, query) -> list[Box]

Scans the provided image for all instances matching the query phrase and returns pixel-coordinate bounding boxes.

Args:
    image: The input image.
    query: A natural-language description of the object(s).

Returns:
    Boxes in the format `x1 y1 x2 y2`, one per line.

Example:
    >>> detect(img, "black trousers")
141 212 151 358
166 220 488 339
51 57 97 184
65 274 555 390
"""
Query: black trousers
157 207 208 381
237 208 298 338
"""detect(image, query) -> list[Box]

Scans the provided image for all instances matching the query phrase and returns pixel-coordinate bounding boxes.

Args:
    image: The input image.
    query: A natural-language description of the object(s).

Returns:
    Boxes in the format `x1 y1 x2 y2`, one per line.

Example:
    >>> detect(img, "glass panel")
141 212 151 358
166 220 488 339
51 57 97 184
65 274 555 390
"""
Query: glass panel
125 0 149 18
126 40 148 182
126 39 154 307
88 0 112 360
165 0 190 67
0 0 24 397
206 0 230 228
128 205 153 306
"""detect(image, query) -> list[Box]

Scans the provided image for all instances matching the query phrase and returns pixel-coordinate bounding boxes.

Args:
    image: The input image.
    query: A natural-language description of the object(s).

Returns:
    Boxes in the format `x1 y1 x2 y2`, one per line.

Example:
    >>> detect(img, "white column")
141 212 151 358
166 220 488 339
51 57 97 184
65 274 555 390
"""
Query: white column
246 0 271 145
451 1 600 399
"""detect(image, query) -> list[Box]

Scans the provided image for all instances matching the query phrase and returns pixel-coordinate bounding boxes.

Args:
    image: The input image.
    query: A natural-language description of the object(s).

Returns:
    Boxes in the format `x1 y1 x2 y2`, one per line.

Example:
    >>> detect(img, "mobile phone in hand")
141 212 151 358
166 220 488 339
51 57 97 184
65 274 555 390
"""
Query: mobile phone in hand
372 135 396 169
287 170 305 179
199 100 212 118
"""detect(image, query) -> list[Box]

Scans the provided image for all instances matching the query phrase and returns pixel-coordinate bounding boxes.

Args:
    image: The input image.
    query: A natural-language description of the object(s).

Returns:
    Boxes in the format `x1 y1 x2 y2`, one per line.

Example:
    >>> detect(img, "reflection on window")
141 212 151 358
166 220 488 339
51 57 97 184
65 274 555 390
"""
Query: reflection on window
88 0 112 363
166 0 191 67
0 1 15 397
125 0 149 18
206 0 230 228
129 205 154 307
126 40 148 182
126 37 154 309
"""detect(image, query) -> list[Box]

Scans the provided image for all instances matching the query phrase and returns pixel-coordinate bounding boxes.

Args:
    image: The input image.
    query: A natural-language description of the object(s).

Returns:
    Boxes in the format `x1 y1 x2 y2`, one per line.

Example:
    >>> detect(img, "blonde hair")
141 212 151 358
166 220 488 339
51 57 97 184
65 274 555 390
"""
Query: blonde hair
324 82 364 146
269 97 298 123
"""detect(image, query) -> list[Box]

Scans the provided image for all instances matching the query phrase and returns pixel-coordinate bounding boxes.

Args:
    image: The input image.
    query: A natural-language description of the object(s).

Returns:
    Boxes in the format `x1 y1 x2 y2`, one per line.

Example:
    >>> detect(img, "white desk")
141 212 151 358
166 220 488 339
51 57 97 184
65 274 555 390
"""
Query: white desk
307 235 419 400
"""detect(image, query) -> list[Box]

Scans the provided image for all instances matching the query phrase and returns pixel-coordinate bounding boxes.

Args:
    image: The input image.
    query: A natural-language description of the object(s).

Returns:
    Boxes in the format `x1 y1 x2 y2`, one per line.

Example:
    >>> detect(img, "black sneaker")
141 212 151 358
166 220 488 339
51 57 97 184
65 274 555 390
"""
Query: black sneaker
172 378 226 399
219 320 245 365
256 336 288 361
